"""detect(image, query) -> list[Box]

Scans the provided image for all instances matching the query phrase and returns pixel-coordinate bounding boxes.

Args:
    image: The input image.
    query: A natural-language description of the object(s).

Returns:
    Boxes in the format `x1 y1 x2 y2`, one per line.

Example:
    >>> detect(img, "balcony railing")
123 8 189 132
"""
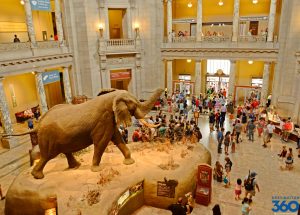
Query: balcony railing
238 35 267 42
163 35 273 44
0 42 31 52
37 40 60 49
106 39 135 47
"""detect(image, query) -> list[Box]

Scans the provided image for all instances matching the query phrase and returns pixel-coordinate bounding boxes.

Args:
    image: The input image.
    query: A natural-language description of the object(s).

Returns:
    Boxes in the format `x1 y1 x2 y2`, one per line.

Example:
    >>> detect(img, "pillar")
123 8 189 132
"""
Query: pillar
35 72 48 114
196 0 203 41
232 0 240 42
63 67 72 104
167 60 173 93
194 60 202 96
0 77 13 135
24 0 37 47
55 0 65 46
261 62 271 106
167 0 172 42
130 68 137 96
228 60 236 100
267 0 277 42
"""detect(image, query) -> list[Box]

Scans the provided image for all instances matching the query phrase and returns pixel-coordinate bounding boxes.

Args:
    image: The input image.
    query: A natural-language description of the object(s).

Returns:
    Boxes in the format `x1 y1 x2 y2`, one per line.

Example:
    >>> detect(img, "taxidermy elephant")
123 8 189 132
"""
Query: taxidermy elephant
5 89 163 179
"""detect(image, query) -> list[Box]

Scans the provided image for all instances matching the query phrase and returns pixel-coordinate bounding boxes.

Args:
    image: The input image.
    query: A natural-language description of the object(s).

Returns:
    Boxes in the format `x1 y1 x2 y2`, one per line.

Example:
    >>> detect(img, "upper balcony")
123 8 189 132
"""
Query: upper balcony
161 35 279 61
98 38 142 55
162 35 279 49
0 41 70 62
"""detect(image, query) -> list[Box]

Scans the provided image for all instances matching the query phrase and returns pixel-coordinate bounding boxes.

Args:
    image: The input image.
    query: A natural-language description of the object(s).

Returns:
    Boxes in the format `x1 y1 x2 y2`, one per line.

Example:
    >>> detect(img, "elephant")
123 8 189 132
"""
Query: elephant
4 88 163 179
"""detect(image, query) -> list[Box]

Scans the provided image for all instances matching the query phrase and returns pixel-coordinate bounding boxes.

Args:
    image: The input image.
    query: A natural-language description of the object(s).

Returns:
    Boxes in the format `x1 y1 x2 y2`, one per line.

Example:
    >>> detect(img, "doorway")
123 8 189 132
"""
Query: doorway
108 9 129 39
110 69 131 90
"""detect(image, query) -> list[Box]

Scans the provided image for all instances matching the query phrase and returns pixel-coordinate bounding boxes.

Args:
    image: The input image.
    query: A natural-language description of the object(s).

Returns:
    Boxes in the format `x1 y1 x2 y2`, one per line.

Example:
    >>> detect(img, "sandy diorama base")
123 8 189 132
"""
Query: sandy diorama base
5 141 211 215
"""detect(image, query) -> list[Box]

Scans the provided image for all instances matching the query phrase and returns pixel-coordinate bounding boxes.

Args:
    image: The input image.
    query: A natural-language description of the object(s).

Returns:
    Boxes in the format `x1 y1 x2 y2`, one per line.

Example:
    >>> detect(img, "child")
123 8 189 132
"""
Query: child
285 148 294 170
235 178 242 200
241 197 252 215
278 145 287 159
223 171 230 188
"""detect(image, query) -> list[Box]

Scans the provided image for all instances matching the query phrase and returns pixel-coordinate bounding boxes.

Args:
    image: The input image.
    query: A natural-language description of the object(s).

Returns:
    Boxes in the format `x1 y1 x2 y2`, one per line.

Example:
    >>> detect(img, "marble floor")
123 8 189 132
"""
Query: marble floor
0 111 299 215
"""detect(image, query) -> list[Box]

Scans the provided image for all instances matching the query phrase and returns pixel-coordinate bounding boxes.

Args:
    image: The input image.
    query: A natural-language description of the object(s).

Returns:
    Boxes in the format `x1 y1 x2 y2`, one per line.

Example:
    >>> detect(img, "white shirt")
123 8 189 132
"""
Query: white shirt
221 106 227 113
267 124 275 134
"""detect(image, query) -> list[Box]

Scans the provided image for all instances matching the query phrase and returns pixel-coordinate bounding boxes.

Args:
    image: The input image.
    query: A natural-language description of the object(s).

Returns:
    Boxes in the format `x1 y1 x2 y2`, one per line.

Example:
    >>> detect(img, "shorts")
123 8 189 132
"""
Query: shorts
235 189 242 195
245 189 256 197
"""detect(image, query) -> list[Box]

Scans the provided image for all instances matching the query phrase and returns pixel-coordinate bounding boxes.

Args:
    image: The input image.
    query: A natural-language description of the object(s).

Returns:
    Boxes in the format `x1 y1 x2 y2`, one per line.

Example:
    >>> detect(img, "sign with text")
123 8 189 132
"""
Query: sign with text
157 181 175 198
110 71 131 80
30 0 51 11
42 71 60 85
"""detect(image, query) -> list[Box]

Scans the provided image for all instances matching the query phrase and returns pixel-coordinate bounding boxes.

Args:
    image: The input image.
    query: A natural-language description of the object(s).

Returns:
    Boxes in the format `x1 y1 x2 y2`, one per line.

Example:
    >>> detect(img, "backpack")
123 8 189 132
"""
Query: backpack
244 172 255 191
242 115 247 123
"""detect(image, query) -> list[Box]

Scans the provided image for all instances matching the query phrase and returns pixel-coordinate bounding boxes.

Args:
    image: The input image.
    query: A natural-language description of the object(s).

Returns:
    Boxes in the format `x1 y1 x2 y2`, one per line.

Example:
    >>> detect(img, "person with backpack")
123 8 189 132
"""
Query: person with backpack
244 171 260 200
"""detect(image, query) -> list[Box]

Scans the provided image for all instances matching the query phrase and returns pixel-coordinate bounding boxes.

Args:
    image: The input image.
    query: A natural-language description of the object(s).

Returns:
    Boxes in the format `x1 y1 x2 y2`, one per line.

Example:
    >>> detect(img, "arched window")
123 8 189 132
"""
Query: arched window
207 59 231 75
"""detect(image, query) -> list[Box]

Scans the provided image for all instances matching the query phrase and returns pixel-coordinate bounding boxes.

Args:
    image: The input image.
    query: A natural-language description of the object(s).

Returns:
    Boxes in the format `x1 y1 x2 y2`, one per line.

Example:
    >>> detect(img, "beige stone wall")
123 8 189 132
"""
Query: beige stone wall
272 0 300 124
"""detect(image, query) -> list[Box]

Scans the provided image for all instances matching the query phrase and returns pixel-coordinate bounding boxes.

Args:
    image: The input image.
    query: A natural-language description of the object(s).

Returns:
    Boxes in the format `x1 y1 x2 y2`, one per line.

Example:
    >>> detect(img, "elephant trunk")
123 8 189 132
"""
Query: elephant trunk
134 88 164 119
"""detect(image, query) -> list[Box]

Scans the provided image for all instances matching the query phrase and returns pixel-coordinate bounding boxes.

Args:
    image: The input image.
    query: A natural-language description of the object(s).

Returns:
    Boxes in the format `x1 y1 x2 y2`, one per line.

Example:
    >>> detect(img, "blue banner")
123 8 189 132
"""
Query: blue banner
30 0 51 11
42 71 60 85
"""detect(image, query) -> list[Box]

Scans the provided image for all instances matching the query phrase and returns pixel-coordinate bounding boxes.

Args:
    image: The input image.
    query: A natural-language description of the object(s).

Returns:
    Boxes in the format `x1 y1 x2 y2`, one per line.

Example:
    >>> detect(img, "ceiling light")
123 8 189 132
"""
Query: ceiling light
188 2 192 8
248 60 254 64
252 0 258 4
218 0 224 6
187 59 192 63
211 24 214 27
20 0 25 5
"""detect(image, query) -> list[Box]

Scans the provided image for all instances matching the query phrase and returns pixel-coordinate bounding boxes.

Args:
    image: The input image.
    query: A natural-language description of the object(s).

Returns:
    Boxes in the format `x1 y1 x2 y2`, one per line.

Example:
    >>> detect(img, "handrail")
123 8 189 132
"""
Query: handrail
106 39 135 47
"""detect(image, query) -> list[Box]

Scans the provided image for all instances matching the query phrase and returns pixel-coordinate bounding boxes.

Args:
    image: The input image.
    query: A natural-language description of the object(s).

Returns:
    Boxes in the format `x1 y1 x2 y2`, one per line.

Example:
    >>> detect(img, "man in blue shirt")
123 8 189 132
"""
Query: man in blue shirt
217 128 225 153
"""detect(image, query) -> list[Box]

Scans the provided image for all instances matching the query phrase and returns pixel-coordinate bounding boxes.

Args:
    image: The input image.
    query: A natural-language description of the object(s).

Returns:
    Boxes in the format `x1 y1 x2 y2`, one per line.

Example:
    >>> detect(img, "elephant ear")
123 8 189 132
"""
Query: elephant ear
113 93 134 128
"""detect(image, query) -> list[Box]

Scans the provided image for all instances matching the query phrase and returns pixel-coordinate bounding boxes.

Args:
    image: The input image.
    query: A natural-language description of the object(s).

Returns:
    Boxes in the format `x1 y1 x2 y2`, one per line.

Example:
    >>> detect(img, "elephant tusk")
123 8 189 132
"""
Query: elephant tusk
139 119 160 128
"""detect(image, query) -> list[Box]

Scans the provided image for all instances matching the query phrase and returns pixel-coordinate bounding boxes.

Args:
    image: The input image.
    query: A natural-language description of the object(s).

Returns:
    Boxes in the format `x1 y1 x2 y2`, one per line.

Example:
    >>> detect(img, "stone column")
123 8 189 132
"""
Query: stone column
267 0 277 42
35 72 48 114
55 0 65 46
228 60 236 100
194 60 202 96
63 67 72 104
167 0 172 42
196 0 203 41
24 0 37 47
130 68 137 96
0 77 13 135
261 62 271 106
232 0 240 42
167 60 173 93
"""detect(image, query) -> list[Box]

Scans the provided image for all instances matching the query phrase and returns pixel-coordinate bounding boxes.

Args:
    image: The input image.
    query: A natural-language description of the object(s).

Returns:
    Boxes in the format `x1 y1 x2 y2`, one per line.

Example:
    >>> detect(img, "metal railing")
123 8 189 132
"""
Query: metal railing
0 42 31 51
106 39 135 47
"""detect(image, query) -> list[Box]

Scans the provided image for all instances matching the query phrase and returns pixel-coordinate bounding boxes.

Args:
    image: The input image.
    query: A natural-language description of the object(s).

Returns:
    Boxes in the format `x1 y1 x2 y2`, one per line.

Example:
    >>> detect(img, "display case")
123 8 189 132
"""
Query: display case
195 164 212 206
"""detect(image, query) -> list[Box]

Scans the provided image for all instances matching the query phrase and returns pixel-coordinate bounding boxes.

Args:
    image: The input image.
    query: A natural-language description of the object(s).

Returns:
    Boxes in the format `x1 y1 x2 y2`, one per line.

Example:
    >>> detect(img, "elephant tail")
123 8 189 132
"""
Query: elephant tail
1 129 37 138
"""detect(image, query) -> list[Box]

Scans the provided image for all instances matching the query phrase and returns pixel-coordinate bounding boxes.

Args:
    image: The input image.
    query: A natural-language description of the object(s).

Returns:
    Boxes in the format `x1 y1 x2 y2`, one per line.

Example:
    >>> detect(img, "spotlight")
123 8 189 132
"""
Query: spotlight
187 59 192 63
188 2 192 8
248 60 254 64
20 0 25 5
252 0 258 4
218 0 224 6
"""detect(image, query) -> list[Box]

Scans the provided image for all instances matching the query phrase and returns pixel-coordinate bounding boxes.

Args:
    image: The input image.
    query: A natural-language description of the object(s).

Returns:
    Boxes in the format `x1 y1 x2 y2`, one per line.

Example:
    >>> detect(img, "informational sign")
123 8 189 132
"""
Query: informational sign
42 71 60 85
157 181 175 198
30 0 51 11
110 71 131 80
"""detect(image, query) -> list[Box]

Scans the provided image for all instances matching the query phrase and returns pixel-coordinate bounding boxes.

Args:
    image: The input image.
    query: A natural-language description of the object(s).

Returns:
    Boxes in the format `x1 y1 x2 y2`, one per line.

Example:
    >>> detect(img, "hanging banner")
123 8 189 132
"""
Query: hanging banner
30 0 51 11
42 71 60 85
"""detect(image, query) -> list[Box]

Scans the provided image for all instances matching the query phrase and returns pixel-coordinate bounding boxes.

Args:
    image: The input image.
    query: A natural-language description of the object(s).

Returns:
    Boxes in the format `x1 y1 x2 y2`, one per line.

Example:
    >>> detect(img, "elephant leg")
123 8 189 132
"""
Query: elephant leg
112 128 135 165
31 158 49 179
91 138 110 172
65 153 81 169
